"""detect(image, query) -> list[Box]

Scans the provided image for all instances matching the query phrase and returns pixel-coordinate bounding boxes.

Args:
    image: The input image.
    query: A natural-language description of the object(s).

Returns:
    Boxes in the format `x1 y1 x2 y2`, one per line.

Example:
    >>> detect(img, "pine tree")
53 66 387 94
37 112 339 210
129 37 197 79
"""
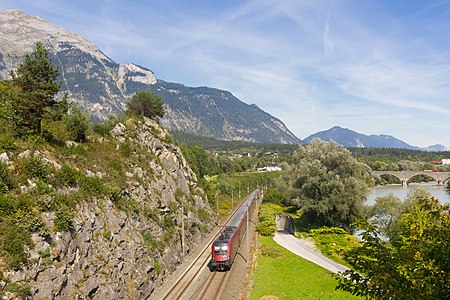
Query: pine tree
11 42 60 134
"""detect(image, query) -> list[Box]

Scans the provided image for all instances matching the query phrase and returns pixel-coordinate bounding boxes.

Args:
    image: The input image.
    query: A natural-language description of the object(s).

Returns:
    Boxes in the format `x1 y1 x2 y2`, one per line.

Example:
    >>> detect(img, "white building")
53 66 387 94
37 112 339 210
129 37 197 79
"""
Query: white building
442 159 450 165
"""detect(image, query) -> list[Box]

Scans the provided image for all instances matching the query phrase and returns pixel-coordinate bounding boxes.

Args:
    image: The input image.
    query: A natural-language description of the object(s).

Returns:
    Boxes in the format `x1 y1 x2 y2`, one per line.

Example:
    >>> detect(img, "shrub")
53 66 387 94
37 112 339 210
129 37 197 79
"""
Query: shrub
64 106 90 142
0 162 13 193
141 231 157 250
0 194 16 216
0 133 16 151
257 203 283 236
309 227 347 236
257 220 277 236
54 207 74 232
18 155 48 180
154 258 164 274
120 138 132 157
5 282 31 299
93 117 119 136
56 164 79 187
78 174 104 196
2 224 33 270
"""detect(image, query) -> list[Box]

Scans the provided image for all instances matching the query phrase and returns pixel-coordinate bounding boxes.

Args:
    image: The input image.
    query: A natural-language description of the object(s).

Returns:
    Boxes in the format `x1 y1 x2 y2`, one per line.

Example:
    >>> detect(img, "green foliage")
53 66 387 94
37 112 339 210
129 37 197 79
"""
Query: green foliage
278 139 370 230
17 155 48 181
10 42 60 135
0 162 13 193
370 193 403 239
54 207 75 231
2 224 33 270
0 133 17 152
126 90 165 119
180 144 214 178
56 164 79 187
336 197 450 299
0 80 20 135
93 116 119 136
141 230 157 250
262 188 286 205
154 258 164 274
257 203 283 236
350 147 450 172
309 227 360 266
78 174 104 196
64 106 91 142
309 227 347 236
5 282 31 299
120 138 132 157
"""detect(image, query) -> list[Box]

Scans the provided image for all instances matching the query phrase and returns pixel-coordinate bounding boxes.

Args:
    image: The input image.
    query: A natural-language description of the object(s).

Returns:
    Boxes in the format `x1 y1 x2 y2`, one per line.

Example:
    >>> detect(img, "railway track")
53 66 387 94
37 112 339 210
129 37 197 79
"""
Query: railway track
150 191 259 300
194 271 230 300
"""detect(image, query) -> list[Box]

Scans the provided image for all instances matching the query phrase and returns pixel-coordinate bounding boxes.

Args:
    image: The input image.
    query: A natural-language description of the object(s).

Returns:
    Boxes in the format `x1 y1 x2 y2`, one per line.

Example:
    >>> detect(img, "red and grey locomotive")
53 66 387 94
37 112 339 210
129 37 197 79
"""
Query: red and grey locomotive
210 190 259 270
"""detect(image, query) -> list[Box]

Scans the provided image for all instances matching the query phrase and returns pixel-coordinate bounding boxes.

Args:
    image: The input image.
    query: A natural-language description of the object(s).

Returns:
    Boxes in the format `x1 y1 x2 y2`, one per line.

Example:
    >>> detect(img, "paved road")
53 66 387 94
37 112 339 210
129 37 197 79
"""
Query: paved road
273 230 348 274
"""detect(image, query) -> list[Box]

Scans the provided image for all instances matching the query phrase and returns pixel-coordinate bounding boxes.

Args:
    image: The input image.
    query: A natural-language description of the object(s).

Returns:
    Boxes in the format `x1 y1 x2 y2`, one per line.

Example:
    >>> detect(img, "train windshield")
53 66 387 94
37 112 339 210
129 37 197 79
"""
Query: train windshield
213 242 228 255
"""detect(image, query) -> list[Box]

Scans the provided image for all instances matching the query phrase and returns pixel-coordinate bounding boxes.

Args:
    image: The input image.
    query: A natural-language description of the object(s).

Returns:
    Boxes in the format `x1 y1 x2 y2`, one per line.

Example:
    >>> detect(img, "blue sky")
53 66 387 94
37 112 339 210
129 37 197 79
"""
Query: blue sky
2 0 450 148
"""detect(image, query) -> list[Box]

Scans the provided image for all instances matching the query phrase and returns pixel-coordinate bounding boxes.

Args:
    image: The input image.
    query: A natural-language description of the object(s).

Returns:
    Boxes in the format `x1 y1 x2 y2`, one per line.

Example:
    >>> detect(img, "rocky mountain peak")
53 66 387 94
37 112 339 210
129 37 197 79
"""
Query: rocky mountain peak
0 9 301 144
0 9 110 67
117 63 157 92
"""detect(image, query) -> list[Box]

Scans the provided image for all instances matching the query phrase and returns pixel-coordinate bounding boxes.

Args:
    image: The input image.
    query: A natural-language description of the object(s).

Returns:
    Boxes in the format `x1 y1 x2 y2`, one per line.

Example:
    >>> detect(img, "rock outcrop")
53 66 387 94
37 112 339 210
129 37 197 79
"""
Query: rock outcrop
1 118 214 299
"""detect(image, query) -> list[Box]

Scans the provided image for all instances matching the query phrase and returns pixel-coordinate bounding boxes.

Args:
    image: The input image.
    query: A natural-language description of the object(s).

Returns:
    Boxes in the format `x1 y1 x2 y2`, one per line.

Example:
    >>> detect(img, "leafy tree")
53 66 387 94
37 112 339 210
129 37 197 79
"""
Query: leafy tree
262 188 286 205
10 42 60 134
370 193 403 239
403 187 432 209
278 139 370 230
126 90 164 119
336 197 450 299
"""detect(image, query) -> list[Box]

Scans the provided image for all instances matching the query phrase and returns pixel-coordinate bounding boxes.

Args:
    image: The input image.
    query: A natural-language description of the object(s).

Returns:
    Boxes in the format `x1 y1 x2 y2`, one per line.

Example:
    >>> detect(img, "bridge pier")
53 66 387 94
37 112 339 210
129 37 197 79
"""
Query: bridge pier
402 180 408 186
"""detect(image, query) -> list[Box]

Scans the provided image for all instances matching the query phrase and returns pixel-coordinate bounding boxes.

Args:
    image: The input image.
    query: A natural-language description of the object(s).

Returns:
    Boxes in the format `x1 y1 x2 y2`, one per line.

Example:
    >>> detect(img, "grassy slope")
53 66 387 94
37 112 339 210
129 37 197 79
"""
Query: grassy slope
250 236 360 300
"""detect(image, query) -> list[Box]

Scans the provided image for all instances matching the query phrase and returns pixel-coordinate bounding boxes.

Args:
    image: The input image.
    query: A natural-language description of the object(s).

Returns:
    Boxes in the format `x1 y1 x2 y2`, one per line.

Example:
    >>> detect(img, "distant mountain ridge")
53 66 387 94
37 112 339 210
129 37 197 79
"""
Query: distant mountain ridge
304 126 448 151
0 9 301 144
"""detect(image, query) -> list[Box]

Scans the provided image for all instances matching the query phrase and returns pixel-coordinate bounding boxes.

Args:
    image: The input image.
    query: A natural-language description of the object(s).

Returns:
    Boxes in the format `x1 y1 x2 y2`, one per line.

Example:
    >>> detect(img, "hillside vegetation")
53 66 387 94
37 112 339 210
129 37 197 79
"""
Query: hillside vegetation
0 42 215 299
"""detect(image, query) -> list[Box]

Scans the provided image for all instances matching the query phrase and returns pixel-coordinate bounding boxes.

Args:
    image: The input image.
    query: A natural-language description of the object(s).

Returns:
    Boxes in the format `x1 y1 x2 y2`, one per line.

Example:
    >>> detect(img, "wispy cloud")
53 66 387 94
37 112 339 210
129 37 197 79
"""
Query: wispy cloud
2 0 450 147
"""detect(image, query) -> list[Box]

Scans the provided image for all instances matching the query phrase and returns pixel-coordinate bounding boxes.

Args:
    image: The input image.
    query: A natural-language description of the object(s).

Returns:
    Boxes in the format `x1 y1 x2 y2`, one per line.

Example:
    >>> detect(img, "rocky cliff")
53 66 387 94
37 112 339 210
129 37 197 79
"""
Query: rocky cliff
0 117 214 299
0 9 301 144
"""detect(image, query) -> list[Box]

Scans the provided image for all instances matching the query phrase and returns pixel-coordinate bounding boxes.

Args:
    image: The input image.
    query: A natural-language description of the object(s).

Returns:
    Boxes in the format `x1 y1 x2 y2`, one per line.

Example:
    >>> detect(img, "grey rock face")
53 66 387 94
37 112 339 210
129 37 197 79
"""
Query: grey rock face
2 118 214 299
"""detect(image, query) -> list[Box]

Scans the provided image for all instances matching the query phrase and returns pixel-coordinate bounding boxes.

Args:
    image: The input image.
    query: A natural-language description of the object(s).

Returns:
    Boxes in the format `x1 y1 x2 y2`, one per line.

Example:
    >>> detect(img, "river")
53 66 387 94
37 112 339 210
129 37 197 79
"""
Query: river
367 182 450 205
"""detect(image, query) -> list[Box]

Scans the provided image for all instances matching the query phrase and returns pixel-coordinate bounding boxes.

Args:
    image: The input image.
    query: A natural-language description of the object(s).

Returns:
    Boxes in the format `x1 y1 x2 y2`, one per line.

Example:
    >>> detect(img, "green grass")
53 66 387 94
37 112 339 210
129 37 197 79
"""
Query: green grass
310 232 361 267
250 236 361 300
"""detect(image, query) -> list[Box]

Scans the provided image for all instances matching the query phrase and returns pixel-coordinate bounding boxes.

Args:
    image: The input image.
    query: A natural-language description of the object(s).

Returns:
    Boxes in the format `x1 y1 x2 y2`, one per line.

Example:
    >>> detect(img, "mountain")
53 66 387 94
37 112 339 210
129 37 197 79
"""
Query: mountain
422 144 448 152
304 126 419 149
0 9 301 144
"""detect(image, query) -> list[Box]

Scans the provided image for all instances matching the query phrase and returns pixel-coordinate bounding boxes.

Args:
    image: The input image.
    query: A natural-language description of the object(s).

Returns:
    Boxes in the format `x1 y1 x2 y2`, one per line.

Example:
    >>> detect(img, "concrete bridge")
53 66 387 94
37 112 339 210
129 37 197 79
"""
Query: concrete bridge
372 171 450 186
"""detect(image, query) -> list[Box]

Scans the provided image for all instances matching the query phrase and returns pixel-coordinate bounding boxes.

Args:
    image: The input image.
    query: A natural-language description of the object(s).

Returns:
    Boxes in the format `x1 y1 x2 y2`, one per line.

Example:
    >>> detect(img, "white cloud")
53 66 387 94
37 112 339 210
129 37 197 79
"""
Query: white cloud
2 0 450 147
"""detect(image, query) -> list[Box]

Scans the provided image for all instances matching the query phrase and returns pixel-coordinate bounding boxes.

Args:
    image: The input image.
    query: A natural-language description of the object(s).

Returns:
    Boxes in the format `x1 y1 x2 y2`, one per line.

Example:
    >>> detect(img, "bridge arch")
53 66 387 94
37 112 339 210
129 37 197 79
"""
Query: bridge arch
372 171 450 186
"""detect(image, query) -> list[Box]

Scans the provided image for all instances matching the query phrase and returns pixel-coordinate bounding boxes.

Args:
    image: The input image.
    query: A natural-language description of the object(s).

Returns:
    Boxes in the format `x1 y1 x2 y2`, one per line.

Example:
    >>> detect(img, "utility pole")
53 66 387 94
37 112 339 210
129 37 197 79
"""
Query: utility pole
215 193 219 225
231 189 234 209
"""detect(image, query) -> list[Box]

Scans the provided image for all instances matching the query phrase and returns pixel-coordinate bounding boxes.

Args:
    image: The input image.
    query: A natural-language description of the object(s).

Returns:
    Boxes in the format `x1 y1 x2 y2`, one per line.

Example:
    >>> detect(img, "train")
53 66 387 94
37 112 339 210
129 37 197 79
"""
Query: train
210 190 260 271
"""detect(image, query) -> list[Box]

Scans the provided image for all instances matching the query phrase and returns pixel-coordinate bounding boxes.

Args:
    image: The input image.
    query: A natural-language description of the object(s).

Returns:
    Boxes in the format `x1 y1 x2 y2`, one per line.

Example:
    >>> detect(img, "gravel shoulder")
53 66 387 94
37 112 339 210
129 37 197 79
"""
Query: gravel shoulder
273 230 348 274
